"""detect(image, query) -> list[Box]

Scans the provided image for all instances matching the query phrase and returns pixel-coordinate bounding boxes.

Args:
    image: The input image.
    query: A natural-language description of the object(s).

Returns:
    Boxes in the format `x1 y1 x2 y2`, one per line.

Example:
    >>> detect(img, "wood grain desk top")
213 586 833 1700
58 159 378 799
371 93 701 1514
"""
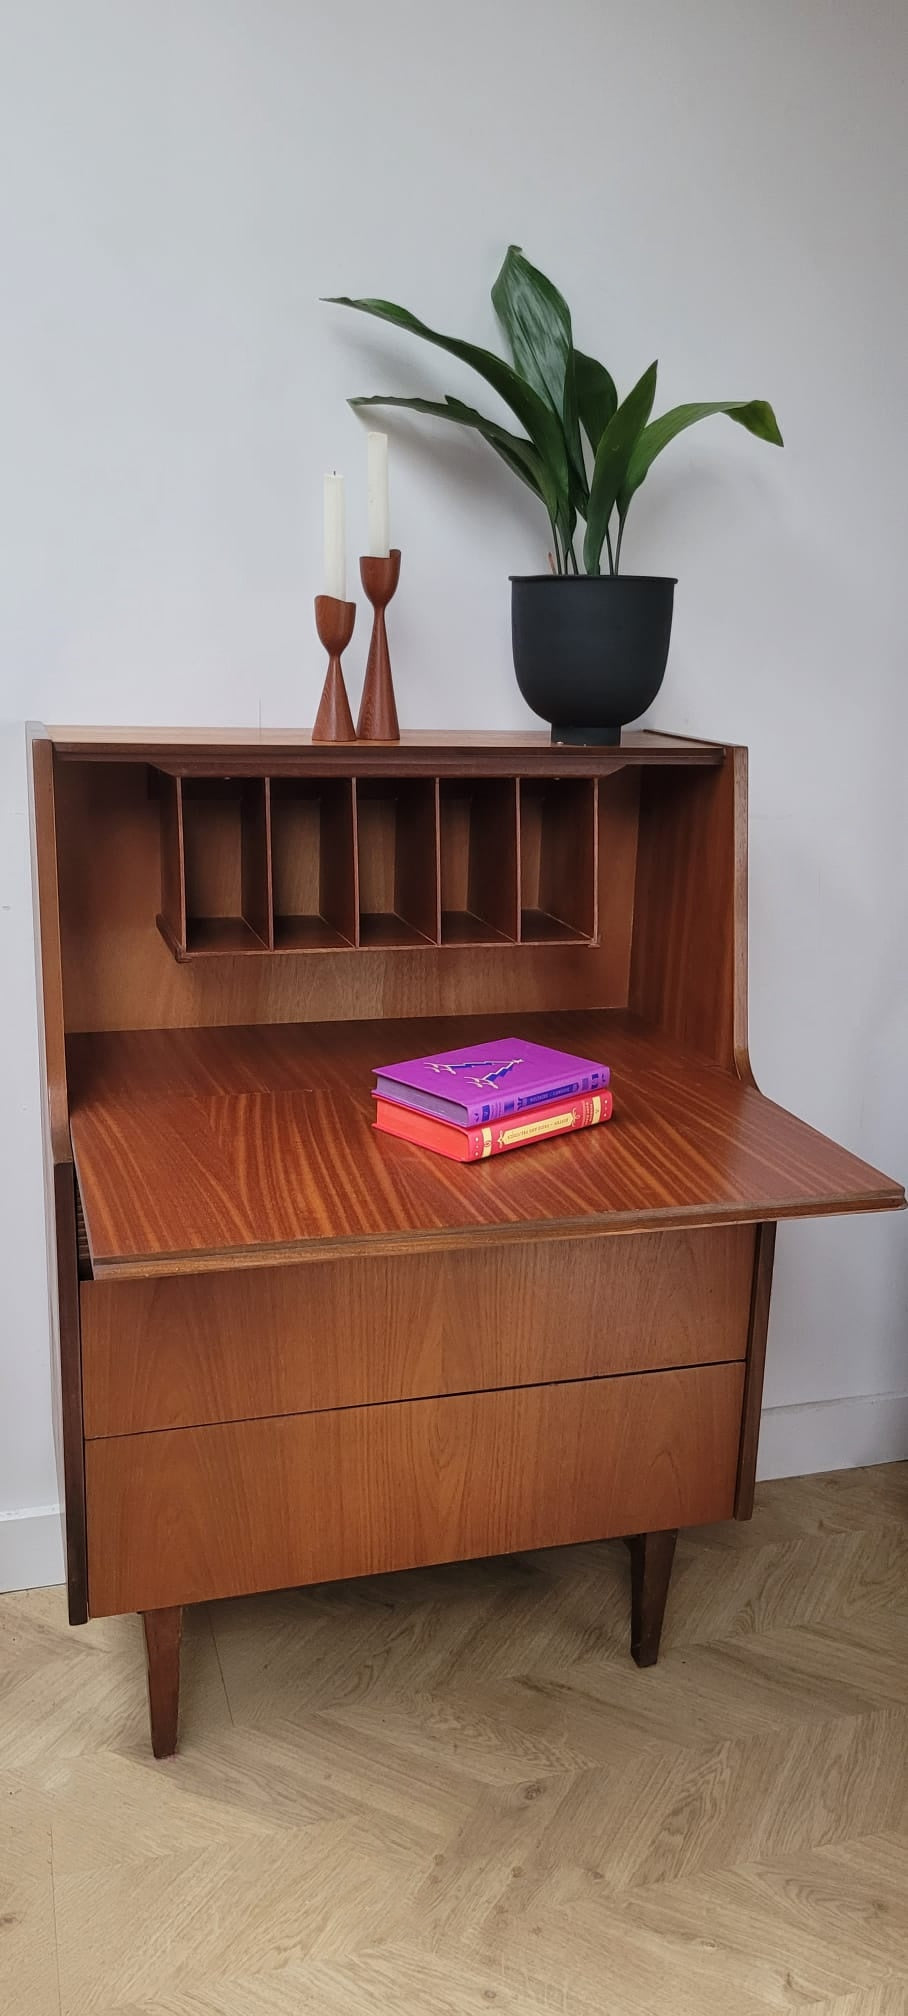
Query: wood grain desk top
44 726 726 779
67 1013 904 1278
47 725 720 756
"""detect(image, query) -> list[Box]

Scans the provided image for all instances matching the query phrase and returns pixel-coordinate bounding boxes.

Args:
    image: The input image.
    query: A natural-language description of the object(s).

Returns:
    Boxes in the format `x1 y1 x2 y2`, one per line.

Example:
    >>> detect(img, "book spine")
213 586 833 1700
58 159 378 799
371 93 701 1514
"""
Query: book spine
465 1068 610 1126
467 1090 613 1159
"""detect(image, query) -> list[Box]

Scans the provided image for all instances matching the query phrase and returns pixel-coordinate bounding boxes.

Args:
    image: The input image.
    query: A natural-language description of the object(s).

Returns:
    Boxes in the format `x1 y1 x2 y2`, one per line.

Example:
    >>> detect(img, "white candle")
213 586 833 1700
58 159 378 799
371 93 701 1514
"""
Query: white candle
367 431 390 557
323 473 346 600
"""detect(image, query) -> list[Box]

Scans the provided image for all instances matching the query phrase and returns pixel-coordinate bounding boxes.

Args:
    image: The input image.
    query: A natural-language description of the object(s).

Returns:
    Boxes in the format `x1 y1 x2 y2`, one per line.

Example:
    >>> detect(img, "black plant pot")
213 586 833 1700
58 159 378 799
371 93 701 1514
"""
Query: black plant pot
510 575 676 745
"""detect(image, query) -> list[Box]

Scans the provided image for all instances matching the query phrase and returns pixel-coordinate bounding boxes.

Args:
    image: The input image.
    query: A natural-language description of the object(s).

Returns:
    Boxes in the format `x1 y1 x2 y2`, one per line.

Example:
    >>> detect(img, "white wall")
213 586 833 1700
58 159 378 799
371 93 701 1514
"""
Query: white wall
1 0 905 1590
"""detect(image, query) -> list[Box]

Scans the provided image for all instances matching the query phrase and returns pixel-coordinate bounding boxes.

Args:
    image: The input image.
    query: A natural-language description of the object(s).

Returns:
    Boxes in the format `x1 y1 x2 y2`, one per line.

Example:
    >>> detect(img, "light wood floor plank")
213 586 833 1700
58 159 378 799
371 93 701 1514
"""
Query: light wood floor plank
0 1462 905 2014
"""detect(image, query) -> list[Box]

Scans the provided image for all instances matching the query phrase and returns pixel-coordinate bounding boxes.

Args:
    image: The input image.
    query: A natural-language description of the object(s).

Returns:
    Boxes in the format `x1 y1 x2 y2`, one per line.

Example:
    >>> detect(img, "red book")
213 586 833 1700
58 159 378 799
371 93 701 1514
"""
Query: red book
373 1088 613 1162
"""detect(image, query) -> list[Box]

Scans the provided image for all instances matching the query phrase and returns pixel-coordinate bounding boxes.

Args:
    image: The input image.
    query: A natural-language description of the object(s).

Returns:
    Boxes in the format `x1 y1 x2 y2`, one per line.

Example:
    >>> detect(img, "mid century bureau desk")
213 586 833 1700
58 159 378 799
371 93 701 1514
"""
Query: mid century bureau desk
30 726 904 1756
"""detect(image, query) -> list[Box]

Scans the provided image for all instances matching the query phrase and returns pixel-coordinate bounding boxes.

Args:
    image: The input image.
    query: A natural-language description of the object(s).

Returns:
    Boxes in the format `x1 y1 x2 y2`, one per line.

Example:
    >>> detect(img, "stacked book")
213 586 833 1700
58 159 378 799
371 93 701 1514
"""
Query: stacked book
372 1037 612 1163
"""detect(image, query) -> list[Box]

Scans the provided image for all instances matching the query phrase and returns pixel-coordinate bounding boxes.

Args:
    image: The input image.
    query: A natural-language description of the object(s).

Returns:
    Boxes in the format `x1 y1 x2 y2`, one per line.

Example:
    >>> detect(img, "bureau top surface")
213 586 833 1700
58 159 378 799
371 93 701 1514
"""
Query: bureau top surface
43 726 725 775
67 1010 904 1278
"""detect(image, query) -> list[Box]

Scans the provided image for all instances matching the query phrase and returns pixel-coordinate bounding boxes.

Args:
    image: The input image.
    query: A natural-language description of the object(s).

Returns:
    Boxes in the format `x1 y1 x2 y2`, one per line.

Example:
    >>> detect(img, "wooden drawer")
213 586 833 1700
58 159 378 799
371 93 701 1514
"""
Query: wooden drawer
85 1362 745 1615
81 1226 753 1436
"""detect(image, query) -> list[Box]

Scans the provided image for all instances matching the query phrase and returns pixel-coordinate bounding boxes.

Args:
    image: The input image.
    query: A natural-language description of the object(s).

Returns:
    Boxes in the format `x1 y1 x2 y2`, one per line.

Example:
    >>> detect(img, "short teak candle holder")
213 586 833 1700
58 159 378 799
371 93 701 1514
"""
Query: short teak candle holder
312 595 357 742
357 549 401 741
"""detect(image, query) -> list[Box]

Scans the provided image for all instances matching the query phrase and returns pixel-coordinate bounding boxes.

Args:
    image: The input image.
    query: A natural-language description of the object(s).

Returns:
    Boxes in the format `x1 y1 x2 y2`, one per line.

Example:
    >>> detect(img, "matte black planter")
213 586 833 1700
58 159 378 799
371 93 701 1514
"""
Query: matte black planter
511 574 676 745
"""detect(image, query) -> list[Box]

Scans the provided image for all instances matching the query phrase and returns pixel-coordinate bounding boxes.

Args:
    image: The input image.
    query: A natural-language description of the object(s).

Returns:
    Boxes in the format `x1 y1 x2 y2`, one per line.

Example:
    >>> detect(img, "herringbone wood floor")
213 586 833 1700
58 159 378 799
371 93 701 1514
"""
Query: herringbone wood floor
1 1463 906 2015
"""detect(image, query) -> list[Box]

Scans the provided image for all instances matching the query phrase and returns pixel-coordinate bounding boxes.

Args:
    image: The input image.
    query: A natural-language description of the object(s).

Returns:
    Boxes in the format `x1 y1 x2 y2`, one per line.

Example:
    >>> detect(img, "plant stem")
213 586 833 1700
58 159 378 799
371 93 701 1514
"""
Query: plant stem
605 527 615 577
614 519 625 575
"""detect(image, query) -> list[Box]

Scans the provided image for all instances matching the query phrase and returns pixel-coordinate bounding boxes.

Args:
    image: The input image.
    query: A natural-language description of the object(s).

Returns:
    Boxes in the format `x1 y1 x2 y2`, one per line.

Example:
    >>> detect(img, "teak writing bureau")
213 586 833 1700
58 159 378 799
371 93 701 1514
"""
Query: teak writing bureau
30 726 904 1757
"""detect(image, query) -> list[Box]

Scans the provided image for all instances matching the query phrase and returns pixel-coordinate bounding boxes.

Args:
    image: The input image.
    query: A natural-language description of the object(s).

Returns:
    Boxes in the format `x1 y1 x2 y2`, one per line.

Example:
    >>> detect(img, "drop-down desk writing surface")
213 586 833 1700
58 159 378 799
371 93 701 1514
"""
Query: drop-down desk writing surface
68 1011 898 1274
31 727 904 1756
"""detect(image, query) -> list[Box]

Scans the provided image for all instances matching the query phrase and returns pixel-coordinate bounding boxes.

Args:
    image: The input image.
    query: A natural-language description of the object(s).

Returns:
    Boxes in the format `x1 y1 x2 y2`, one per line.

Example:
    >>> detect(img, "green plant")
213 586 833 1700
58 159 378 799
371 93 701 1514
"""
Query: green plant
326 246 782 576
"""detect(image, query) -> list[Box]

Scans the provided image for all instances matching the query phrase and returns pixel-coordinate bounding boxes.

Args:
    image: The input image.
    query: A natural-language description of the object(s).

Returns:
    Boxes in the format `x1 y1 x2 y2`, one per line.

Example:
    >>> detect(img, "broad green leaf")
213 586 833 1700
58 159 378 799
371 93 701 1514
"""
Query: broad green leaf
559 494 579 571
349 392 556 516
574 349 618 451
618 398 783 519
564 356 590 522
491 245 584 490
491 246 571 417
326 293 570 523
583 362 658 575
478 431 549 499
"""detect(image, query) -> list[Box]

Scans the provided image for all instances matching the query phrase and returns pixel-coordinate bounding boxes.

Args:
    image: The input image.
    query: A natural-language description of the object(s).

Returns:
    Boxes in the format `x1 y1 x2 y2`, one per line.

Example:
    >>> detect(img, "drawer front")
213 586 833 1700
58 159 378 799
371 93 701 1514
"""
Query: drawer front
86 1361 745 1615
81 1226 753 1436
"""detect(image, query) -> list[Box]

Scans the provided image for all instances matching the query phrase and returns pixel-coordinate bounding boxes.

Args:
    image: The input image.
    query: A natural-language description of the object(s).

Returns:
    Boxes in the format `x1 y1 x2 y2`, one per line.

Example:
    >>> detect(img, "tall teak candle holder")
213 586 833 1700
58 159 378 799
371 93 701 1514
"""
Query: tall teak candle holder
312 595 357 742
357 549 401 741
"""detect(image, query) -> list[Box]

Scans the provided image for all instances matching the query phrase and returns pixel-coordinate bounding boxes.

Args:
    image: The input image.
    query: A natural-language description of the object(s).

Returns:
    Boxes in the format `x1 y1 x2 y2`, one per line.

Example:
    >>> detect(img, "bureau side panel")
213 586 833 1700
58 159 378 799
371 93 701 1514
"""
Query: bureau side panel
86 1363 745 1614
30 733 88 1622
81 1226 754 1436
631 751 750 1078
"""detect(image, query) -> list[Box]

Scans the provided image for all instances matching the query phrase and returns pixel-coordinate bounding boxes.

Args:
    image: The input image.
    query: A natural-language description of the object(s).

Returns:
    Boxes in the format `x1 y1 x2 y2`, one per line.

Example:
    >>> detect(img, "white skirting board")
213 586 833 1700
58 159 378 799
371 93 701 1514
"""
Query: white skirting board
756 1391 908 1481
0 1395 905 1593
0 1506 64 1594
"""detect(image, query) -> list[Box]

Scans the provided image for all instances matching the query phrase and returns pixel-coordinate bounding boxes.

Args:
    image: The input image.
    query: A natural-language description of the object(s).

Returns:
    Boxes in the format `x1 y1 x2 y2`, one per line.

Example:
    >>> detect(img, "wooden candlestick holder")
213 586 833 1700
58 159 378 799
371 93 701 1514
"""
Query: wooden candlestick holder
357 549 401 741
312 595 357 742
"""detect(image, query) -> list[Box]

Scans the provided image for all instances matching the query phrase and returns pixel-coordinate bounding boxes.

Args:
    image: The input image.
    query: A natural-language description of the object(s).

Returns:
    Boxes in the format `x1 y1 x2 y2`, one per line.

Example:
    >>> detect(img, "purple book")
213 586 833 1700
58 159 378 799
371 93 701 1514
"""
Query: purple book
373 1036 610 1128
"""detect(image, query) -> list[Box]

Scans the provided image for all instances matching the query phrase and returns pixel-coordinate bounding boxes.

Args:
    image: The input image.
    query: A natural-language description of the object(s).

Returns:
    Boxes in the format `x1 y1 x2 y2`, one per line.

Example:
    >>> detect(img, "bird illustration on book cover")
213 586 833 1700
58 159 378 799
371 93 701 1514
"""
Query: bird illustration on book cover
426 1057 524 1090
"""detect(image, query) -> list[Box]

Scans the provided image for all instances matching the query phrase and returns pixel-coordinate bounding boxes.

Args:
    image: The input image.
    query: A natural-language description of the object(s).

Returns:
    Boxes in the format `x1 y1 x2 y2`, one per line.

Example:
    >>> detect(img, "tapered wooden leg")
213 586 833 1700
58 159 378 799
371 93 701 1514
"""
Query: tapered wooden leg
142 1606 182 1757
626 1529 678 1667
